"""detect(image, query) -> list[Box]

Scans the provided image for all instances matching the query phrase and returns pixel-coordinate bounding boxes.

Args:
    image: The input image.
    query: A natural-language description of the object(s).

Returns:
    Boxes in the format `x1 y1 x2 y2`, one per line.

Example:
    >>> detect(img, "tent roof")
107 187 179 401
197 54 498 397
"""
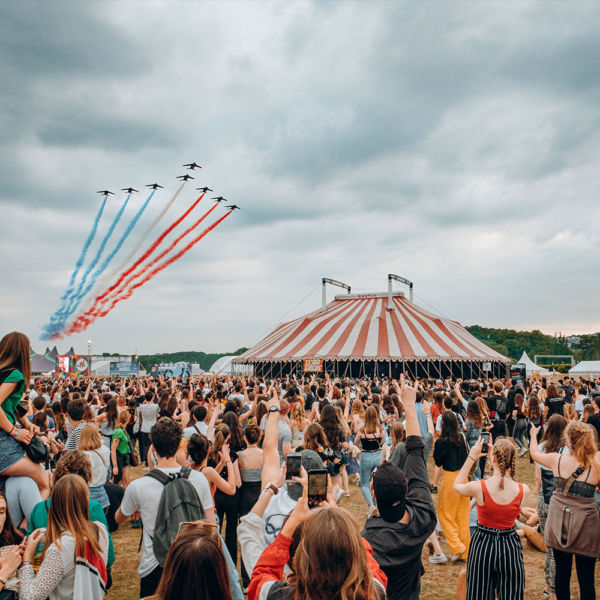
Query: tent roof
517 351 549 375
235 292 509 363
569 361 600 375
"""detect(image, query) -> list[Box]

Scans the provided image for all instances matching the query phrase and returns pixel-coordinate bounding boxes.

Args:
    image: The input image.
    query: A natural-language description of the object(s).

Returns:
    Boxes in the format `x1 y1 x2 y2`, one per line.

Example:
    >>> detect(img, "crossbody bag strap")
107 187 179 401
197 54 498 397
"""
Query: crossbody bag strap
562 466 585 495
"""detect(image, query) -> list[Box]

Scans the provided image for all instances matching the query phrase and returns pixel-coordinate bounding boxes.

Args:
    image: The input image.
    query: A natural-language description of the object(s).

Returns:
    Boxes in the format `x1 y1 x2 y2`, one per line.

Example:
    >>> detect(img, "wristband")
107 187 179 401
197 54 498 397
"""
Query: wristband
10 428 19 440
21 561 32 567
0 575 6 586
467 455 477 462
263 483 279 496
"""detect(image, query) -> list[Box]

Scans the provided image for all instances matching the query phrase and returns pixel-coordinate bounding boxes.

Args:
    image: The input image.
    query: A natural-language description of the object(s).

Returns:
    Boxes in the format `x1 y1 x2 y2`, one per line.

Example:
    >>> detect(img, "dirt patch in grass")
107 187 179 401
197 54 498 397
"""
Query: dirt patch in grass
108 454 595 599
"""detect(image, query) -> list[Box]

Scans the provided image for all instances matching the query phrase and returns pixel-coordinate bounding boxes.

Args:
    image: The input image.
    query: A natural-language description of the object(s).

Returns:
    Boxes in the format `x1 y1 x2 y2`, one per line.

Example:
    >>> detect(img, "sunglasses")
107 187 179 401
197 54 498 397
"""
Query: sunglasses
176 519 219 539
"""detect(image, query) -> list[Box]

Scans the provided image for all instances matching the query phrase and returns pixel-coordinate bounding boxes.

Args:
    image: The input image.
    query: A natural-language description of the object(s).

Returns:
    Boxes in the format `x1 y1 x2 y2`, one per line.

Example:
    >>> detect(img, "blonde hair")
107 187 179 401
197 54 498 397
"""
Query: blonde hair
492 438 516 489
294 507 375 600
290 403 307 431
78 424 102 451
350 399 365 419
391 422 405 447
47 474 102 559
564 421 600 479
116 410 130 428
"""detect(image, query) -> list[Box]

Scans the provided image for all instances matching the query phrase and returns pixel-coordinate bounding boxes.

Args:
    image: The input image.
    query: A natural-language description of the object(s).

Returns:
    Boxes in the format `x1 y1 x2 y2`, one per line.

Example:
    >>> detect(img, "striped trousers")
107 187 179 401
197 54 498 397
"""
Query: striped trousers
466 524 525 600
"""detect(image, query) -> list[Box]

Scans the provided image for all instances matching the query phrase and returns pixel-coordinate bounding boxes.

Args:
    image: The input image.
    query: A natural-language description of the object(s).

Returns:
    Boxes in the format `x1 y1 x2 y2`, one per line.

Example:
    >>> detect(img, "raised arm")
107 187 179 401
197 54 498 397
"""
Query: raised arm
529 424 558 470
454 437 485 501
400 375 420 438
261 391 282 488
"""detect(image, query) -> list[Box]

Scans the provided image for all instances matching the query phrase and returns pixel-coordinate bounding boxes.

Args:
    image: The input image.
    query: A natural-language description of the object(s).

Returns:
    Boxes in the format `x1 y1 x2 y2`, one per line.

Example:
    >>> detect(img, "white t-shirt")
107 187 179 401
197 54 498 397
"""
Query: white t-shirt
120 467 213 577
262 487 297 545
84 446 111 487
137 402 160 434
435 410 465 432
183 421 208 440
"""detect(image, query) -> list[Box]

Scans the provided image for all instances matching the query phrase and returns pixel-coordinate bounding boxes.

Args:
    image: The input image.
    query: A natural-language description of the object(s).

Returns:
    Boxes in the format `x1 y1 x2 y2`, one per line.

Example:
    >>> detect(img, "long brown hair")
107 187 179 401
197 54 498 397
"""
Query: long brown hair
363 405 379 435
294 507 375 600
525 394 541 419
0 492 23 546
303 423 328 453
154 523 232 600
0 331 31 387
466 400 484 429
47 474 102 559
541 414 567 454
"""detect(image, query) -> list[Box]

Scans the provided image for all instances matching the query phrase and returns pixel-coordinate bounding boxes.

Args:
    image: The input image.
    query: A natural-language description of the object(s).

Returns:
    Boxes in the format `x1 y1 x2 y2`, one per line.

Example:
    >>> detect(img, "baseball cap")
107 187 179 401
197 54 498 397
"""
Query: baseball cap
372 461 408 522
287 449 324 501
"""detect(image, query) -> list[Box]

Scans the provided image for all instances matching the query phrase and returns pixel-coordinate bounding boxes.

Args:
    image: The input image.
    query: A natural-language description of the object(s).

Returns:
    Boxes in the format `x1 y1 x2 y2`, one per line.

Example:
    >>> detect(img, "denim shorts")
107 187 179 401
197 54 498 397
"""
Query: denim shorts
0 429 26 473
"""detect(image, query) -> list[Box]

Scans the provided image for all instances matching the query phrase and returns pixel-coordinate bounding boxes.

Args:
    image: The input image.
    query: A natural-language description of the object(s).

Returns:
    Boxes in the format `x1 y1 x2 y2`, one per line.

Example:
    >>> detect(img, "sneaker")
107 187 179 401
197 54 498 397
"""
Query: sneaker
518 447 528 457
335 489 344 502
343 491 351 497
429 553 448 564
449 552 465 562
143 466 150 471
367 505 377 519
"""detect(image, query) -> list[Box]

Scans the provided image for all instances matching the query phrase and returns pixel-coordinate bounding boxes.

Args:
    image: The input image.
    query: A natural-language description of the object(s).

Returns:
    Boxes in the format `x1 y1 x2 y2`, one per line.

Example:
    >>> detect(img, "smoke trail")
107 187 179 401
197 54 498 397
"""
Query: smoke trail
60 194 108 304
41 193 131 339
89 201 218 317
81 192 206 320
114 183 184 274
83 194 211 324
63 210 233 336
57 189 157 324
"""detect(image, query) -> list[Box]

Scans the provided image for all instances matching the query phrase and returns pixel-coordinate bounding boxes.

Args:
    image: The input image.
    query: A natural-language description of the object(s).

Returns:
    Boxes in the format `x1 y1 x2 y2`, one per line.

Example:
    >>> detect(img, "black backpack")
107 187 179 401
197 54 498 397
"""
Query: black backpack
145 467 205 566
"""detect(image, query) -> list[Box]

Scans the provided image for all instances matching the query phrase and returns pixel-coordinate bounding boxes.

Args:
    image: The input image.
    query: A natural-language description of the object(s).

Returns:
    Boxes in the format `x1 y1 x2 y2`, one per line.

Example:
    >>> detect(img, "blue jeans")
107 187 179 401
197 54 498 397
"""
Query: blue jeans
360 450 382 506
5 476 42 526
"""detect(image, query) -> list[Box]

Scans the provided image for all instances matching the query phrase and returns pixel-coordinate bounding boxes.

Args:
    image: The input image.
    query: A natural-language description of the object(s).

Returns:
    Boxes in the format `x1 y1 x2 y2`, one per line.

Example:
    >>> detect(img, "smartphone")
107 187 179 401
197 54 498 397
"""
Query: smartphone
307 469 328 508
481 432 490 454
285 453 302 481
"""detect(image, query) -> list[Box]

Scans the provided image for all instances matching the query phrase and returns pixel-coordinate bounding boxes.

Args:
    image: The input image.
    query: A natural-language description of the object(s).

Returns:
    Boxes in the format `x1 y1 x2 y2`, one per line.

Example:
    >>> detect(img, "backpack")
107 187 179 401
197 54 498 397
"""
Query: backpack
145 467 206 566
495 394 508 415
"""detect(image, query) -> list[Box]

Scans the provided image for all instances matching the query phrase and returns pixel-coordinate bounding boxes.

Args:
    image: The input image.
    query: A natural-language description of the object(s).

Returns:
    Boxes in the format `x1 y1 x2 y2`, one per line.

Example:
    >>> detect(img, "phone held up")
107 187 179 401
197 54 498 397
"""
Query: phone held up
307 469 328 508
481 432 490 454
285 453 302 481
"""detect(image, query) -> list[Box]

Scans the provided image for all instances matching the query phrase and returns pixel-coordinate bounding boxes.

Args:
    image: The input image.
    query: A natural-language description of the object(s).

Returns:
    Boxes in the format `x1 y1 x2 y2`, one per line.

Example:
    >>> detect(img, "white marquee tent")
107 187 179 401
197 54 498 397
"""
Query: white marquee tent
517 351 549 376
209 356 253 376
569 361 600 378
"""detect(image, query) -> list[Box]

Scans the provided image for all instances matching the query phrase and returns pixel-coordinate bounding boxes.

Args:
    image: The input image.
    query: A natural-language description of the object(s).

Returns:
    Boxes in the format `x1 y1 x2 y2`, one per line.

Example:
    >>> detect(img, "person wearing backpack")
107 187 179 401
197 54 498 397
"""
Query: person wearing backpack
115 417 214 599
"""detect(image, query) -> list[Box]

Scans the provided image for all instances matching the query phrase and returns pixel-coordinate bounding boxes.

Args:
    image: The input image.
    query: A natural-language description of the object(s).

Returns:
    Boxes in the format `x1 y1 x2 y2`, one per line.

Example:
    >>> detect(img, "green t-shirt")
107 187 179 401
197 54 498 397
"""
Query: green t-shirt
0 368 25 424
27 498 115 567
112 427 130 454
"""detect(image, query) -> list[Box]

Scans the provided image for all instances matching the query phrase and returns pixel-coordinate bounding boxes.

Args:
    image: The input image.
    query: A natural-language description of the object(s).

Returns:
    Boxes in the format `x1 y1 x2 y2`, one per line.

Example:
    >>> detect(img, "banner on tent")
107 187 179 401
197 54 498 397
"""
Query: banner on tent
303 358 323 373
482 362 492 372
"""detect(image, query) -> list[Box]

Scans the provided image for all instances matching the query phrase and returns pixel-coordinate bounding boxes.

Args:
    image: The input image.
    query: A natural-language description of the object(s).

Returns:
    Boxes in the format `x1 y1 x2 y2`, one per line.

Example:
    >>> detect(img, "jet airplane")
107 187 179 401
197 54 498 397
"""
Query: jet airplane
121 187 139 194
183 162 202 170
176 174 194 181
146 183 164 190
96 190 115 196
196 187 213 193
226 204 241 210
212 196 227 203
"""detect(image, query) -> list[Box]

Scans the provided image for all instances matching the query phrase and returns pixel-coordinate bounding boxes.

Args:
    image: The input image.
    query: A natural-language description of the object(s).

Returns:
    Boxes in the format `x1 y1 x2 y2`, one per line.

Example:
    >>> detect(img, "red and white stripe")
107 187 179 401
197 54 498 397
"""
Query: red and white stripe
236 293 508 363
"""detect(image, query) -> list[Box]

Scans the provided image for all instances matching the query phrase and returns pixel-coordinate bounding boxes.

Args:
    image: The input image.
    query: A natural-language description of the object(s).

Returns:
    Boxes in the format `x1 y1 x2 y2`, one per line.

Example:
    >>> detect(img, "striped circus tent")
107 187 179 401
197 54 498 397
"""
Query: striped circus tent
234 290 510 379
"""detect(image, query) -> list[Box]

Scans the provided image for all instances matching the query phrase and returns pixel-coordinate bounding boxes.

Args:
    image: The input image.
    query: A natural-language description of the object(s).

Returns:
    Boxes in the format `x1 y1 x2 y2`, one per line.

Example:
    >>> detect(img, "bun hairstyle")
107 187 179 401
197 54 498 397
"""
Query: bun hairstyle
244 423 261 445
492 439 516 489
188 433 210 466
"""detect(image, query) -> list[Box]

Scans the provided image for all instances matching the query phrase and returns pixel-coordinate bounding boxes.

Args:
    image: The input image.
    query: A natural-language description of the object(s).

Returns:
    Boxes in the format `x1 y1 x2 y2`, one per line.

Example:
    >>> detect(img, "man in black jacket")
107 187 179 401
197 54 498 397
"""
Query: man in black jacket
362 377 437 600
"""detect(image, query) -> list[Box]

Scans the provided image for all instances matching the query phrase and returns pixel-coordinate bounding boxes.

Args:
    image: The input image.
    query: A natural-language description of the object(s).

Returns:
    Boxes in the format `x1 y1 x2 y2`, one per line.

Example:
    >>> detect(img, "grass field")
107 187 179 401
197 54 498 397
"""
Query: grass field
108 454 596 600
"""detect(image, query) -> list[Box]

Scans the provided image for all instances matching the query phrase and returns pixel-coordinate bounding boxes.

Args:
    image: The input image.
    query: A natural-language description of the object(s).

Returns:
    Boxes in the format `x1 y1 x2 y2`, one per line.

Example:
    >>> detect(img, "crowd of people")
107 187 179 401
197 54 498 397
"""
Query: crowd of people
0 330 599 600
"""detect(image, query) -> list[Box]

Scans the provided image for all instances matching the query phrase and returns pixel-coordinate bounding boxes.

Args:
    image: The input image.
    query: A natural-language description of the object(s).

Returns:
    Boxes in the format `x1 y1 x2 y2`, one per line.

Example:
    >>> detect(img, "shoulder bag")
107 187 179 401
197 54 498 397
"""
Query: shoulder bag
544 466 600 558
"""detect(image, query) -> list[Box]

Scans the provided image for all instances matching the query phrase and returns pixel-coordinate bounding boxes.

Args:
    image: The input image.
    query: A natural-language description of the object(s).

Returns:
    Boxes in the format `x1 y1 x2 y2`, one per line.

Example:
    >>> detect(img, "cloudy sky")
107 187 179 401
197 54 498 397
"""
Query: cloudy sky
1 1 599 355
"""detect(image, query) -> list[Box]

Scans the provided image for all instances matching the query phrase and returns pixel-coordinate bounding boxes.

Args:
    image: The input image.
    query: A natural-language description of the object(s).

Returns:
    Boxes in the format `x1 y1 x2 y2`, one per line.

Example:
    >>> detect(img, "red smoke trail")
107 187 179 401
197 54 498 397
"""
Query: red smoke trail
64 211 233 336
87 201 219 321
82 192 206 320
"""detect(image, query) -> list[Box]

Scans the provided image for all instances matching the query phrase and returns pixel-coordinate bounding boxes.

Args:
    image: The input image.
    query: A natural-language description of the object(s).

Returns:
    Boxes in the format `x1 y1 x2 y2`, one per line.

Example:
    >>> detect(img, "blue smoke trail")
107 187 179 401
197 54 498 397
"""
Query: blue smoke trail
41 193 132 339
60 194 108 304
44 190 156 338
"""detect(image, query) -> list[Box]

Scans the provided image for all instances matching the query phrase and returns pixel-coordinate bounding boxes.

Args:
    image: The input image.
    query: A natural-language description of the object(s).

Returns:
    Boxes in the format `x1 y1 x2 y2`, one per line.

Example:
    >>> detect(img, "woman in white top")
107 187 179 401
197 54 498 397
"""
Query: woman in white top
78 424 110 509
19 474 110 600
136 393 160 468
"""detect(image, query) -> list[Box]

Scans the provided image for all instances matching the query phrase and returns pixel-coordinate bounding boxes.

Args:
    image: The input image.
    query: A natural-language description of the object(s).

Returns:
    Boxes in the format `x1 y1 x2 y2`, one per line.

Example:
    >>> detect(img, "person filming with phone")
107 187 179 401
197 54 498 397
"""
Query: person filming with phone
453 437 530 599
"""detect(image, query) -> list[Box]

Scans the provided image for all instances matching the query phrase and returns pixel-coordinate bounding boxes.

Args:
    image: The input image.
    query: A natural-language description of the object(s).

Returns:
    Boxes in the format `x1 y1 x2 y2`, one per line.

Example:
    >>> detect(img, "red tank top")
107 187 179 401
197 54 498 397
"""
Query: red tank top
477 480 523 530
